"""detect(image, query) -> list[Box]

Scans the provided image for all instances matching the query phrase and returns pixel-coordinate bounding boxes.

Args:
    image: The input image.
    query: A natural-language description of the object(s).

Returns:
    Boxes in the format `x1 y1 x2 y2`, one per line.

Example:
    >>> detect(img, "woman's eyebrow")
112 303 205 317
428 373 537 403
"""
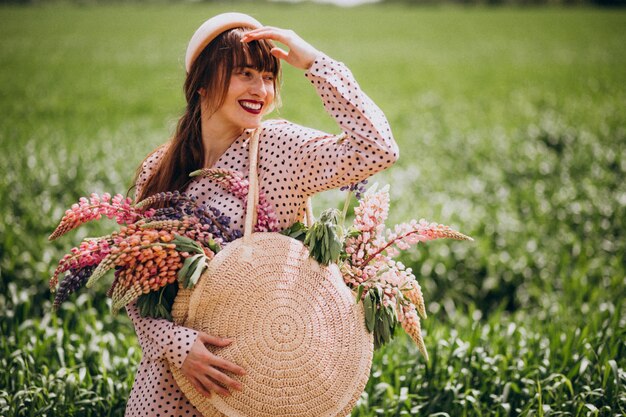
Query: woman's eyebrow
236 65 272 74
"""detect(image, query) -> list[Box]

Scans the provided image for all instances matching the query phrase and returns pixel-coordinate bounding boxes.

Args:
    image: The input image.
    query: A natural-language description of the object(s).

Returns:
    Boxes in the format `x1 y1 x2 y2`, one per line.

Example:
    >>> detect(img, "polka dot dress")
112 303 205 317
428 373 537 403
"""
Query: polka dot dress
124 54 399 416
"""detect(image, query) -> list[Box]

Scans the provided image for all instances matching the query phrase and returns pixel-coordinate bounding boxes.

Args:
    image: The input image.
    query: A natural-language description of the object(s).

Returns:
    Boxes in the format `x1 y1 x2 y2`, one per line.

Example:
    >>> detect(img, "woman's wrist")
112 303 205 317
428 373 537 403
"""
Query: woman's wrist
303 51 324 71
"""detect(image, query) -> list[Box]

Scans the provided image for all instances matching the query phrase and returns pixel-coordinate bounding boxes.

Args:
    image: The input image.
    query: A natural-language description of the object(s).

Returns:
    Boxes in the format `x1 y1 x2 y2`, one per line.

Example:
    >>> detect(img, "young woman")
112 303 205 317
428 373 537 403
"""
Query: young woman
125 12 399 416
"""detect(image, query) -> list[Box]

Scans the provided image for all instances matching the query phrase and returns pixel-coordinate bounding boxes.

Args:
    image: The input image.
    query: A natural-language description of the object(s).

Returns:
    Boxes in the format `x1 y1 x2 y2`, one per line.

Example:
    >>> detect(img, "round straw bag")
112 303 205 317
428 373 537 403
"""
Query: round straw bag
169 129 374 417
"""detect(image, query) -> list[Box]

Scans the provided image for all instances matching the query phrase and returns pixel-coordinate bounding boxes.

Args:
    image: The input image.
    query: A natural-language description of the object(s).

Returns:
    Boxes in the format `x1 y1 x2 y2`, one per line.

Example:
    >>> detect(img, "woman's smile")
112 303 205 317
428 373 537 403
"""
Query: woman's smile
239 99 264 114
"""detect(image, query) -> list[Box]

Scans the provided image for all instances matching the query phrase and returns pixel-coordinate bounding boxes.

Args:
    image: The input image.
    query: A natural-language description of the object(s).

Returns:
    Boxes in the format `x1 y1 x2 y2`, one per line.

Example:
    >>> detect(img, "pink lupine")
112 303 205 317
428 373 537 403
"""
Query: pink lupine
353 186 389 233
49 193 149 241
403 281 427 319
50 238 111 290
339 185 472 353
402 304 428 360
359 220 472 268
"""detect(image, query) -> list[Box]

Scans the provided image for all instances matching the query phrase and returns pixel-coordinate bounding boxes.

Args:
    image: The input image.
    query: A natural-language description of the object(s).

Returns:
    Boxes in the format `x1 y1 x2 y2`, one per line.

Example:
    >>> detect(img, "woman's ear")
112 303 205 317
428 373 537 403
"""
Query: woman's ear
198 87 206 97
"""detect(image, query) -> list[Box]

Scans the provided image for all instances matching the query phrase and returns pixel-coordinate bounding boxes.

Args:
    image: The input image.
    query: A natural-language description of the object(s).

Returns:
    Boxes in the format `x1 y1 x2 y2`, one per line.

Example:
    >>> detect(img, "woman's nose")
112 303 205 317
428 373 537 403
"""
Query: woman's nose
249 76 267 97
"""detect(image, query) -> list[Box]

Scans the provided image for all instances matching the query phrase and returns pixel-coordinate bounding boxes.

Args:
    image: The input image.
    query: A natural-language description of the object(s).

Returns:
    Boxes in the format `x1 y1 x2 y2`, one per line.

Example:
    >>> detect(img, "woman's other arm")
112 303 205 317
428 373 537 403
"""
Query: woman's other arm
243 27 399 196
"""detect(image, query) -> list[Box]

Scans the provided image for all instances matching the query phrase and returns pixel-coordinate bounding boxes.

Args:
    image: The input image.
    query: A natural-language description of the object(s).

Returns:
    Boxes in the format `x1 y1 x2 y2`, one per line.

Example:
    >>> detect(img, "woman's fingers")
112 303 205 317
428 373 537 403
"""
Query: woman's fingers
270 47 289 61
198 373 232 397
198 331 233 347
241 26 320 70
206 365 243 392
180 334 248 399
189 375 212 398
207 351 247 376
197 332 247 375
242 26 293 44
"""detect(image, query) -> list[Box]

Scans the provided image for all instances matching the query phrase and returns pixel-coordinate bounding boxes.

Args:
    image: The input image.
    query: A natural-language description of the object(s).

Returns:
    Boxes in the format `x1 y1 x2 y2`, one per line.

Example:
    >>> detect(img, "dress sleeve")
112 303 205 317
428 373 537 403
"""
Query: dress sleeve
126 300 198 368
126 146 199 369
290 53 400 196
134 144 167 200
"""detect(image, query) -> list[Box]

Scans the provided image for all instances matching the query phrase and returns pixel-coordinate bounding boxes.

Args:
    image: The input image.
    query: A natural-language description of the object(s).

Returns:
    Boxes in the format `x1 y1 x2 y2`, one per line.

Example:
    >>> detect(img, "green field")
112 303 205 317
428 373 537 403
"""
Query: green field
1 3 625 416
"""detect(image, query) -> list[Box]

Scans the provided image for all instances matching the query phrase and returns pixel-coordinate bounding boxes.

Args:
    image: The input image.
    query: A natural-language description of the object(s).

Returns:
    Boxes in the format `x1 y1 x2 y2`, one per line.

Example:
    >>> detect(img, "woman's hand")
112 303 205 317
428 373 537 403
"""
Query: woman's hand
180 331 246 398
241 27 321 71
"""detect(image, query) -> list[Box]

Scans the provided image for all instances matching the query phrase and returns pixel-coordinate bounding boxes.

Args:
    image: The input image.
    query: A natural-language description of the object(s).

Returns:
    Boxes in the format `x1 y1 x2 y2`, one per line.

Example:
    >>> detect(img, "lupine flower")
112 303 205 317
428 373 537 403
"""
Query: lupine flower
190 168 280 232
53 265 97 309
340 179 368 200
141 217 221 248
49 193 150 240
136 191 238 242
86 228 177 288
49 192 229 315
49 238 111 290
340 185 472 356
109 244 183 311
353 185 390 233
401 304 428 360
403 281 427 319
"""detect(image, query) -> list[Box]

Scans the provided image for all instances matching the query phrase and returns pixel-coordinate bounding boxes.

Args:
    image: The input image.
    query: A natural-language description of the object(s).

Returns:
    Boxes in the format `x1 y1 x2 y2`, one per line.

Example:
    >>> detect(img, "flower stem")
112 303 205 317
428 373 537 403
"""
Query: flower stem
359 229 423 268
87 204 132 215
340 191 353 240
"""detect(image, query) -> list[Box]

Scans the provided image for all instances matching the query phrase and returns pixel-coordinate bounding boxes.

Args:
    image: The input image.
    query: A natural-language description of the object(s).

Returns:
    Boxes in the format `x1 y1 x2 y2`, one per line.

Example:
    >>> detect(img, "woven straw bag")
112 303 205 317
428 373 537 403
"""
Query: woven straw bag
169 128 374 417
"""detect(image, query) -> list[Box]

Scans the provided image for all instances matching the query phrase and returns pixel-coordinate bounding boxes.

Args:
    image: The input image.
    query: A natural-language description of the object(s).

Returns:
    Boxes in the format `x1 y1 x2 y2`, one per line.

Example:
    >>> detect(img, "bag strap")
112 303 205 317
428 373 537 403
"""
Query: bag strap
243 128 314 243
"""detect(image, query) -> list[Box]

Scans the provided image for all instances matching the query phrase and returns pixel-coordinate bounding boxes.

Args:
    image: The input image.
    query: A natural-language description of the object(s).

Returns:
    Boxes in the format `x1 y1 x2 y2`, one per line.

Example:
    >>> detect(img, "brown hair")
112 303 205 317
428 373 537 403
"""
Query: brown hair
132 27 281 203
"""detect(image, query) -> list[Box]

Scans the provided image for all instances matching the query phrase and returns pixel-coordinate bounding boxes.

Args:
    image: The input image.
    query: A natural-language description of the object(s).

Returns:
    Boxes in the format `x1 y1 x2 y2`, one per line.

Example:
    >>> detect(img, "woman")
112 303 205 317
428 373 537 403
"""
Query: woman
125 12 399 416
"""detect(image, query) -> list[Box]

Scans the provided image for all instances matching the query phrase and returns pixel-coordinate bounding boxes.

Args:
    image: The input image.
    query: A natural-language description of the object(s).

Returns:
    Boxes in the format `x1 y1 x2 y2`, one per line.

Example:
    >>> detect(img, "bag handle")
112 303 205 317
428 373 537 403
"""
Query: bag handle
244 128 314 243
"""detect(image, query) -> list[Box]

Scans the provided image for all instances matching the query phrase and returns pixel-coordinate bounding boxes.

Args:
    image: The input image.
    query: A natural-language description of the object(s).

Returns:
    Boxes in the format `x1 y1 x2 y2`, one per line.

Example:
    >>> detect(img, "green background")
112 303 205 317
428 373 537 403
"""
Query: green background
1 3 624 416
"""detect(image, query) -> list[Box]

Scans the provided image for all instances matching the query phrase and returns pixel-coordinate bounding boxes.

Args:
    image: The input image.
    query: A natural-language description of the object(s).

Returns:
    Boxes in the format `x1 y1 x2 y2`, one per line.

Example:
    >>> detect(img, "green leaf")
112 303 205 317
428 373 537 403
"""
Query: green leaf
375 286 384 303
178 254 202 288
323 228 330 253
136 290 164 319
186 255 207 289
380 310 391 343
280 222 308 241
177 255 197 285
386 305 398 328
185 255 203 286
356 285 365 304
303 230 310 247
364 295 376 332
137 293 151 317
206 238 221 254
156 303 173 321
172 234 205 254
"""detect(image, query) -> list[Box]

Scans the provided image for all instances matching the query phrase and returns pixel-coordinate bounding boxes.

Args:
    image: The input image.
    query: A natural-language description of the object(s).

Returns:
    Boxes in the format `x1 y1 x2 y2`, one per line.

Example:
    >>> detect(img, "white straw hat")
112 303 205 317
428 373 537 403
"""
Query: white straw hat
185 12 263 73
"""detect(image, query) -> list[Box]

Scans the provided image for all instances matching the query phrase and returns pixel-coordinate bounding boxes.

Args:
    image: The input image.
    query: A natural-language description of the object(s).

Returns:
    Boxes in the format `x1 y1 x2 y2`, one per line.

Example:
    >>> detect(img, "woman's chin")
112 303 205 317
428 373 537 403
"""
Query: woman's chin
242 118 264 129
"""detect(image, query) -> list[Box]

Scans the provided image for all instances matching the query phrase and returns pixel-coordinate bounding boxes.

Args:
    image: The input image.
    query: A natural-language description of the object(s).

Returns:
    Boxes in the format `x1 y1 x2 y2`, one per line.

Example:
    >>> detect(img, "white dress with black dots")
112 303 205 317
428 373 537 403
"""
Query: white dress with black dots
124 54 399 417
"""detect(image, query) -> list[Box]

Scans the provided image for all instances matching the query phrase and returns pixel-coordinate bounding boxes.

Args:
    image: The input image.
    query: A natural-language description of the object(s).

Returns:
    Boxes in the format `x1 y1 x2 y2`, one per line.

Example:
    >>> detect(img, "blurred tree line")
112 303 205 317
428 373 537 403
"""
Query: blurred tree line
2 0 625 7
385 0 625 6
385 0 624 5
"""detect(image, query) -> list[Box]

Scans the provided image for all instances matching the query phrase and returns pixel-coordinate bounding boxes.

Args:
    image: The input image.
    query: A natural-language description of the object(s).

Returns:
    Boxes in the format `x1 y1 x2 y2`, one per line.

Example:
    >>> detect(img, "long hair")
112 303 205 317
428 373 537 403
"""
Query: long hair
132 27 281 203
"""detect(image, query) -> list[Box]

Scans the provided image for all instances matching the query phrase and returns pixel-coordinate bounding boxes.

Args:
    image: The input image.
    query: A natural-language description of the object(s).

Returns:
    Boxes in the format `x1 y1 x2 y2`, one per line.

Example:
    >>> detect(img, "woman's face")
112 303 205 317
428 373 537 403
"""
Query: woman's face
209 66 276 132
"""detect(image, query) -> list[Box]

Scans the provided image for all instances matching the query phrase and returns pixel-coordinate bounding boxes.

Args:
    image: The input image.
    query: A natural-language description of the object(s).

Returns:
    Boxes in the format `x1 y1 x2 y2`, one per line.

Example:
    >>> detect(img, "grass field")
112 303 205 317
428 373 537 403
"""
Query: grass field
1 3 625 416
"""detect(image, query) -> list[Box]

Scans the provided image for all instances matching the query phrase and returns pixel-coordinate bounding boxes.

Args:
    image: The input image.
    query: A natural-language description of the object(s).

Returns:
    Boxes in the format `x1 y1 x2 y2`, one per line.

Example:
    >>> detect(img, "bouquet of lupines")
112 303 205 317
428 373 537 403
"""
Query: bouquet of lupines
49 169 279 319
49 169 470 359
296 183 473 358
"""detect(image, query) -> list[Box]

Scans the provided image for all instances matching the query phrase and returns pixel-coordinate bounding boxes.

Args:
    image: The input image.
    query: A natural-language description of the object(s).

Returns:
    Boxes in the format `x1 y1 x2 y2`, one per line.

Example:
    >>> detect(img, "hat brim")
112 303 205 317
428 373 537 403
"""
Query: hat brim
185 12 263 73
